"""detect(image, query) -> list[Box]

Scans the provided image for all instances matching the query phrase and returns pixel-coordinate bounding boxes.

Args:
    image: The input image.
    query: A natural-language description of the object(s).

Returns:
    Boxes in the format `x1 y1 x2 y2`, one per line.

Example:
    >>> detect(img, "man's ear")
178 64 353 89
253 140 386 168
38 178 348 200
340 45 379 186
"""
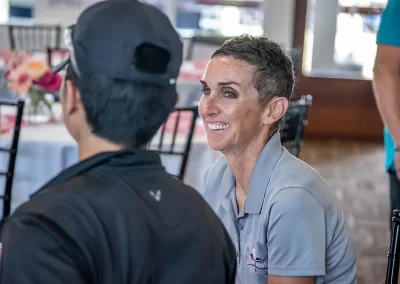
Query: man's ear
64 80 83 116
261 97 289 126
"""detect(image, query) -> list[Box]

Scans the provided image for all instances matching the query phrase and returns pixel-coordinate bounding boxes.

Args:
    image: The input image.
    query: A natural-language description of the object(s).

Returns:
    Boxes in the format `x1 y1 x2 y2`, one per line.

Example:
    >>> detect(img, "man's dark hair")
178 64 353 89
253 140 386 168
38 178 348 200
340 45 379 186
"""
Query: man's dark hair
212 34 295 131
66 66 176 148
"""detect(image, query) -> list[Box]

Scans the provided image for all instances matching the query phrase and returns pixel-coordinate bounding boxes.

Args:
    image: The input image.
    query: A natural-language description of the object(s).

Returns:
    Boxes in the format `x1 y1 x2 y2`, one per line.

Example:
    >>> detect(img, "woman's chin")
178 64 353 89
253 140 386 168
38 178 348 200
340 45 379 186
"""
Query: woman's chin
206 139 227 152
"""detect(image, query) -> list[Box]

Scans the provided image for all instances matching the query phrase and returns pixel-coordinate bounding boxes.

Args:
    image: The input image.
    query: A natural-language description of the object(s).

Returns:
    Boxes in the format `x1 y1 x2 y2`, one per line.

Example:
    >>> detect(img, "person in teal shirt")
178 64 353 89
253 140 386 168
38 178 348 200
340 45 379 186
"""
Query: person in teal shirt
374 0 400 230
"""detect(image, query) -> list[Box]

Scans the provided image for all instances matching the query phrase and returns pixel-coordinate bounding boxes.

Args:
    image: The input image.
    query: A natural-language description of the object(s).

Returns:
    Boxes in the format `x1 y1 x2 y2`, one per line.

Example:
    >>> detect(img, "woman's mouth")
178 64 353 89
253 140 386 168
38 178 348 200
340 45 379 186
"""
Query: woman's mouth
207 123 230 131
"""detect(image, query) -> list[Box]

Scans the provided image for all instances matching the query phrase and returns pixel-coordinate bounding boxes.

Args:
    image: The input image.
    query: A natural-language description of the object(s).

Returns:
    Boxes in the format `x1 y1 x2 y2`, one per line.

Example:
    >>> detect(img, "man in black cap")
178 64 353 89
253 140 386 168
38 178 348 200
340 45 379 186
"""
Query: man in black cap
0 0 236 283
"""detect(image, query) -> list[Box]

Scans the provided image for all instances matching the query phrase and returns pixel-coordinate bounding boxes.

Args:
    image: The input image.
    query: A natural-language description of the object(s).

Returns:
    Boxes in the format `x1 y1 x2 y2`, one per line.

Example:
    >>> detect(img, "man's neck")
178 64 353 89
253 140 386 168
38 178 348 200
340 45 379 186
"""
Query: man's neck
77 135 124 161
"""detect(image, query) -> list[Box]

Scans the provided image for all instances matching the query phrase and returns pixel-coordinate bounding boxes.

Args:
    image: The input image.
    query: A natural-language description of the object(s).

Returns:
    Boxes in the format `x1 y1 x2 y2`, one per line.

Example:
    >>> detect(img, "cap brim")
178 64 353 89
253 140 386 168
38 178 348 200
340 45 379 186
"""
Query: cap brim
52 57 70 74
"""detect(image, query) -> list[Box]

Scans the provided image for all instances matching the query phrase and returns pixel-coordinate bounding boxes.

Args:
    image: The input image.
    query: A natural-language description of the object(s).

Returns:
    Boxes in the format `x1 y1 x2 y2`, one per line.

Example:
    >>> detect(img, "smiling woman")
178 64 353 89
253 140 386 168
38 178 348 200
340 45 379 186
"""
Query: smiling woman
199 35 293 156
200 34 357 284
199 56 285 154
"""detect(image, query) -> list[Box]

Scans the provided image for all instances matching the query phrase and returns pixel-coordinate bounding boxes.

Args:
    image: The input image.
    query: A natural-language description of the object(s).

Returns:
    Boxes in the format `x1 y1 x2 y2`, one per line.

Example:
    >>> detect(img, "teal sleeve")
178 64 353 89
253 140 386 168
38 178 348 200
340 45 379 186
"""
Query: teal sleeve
377 0 400 46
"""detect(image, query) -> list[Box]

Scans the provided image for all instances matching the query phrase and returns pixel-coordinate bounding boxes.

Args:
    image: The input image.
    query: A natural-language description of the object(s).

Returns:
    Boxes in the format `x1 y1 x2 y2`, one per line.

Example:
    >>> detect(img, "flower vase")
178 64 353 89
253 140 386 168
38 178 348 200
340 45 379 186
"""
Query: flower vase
24 86 54 125
3 55 62 125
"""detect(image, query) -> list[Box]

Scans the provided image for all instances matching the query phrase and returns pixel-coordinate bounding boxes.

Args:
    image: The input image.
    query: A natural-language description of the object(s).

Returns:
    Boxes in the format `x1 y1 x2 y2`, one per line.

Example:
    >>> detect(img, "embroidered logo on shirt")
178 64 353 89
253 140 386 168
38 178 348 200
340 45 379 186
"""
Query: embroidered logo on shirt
149 190 161 201
247 249 268 270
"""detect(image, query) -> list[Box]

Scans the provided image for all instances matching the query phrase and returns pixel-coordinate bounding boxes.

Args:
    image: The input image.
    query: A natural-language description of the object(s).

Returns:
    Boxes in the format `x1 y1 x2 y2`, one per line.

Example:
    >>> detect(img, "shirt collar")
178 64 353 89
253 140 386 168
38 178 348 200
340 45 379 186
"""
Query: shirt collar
219 165 236 213
244 132 283 214
32 149 162 197
218 132 283 215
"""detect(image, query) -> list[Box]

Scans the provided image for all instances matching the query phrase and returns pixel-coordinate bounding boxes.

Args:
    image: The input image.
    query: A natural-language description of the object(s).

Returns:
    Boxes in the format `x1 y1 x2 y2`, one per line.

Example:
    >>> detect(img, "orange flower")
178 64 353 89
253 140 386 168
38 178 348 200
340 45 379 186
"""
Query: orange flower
26 60 49 80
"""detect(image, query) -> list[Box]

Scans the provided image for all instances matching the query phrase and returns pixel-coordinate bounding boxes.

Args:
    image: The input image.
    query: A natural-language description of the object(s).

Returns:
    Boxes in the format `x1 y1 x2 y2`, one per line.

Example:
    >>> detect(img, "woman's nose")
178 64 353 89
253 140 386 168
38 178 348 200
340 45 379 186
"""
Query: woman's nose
200 94 219 117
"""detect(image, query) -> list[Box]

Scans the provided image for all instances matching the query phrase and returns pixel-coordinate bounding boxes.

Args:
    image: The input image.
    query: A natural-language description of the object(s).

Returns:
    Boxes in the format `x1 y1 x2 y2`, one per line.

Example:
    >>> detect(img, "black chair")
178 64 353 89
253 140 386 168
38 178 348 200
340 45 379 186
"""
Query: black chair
149 106 199 180
0 99 24 220
280 94 312 158
8 24 62 52
185 35 230 61
46 47 70 68
289 46 302 79
385 209 400 284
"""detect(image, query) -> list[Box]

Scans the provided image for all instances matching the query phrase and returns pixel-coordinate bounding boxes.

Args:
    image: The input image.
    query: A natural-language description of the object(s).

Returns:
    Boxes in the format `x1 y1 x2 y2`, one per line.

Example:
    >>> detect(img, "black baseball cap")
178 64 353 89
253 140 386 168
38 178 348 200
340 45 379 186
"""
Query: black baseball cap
53 0 183 87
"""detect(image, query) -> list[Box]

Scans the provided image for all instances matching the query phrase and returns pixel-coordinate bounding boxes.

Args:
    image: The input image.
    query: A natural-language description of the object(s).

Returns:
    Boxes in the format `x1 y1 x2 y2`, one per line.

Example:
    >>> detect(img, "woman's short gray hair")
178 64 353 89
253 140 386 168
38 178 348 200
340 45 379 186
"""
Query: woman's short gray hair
212 34 295 105
211 35 295 132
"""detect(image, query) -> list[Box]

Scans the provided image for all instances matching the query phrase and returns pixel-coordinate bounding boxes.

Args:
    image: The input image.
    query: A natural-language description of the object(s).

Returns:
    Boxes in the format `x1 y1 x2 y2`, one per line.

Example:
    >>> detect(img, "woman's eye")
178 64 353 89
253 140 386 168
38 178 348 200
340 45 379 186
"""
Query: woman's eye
201 88 211 96
224 91 236 98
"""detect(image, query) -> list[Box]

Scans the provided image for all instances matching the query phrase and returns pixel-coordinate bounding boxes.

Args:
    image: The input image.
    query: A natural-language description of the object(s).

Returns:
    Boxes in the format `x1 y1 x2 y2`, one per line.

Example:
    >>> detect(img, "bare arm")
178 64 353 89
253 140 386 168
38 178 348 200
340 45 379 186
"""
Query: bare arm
373 44 400 145
268 275 315 284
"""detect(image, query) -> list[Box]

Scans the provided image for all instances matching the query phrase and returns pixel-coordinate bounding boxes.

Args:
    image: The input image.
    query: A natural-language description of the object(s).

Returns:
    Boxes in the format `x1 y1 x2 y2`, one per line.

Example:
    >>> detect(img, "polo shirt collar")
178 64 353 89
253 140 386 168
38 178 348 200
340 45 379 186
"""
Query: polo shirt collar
244 132 283 214
32 149 162 197
219 165 235 213
218 132 283 215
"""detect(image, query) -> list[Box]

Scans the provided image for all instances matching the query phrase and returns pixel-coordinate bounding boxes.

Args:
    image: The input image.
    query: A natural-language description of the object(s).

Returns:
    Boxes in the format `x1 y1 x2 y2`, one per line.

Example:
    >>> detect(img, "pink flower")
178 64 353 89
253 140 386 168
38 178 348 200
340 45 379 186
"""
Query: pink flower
0 120 11 135
3 57 61 94
33 71 62 92
5 62 33 94
4 70 11 79
8 71 32 93
17 72 30 84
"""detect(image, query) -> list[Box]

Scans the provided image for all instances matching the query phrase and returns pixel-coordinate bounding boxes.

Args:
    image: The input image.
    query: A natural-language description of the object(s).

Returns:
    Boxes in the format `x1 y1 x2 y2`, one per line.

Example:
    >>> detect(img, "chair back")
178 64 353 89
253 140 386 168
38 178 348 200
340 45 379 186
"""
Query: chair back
280 94 312 157
385 209 400 284
8 24 62 52
46 47 70 68
149 106 199 180
0 99 24 220
185 35 230 61
289 46 302 79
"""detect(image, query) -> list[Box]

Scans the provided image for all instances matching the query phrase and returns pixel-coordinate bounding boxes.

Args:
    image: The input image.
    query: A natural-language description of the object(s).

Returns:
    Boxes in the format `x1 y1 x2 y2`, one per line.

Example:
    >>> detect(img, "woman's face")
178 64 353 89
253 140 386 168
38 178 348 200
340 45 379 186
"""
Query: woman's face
199 56 269 154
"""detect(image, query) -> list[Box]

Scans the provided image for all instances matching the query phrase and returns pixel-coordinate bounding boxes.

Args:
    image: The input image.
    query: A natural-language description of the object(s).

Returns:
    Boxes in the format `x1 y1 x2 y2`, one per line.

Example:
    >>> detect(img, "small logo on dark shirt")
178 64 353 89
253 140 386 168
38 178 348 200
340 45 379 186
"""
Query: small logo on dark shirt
149 190 161 201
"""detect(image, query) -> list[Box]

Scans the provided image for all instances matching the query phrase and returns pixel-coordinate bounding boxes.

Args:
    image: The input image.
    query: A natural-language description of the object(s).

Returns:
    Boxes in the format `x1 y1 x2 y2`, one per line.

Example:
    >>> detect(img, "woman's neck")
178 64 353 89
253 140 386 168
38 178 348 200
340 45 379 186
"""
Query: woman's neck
225 136 270 194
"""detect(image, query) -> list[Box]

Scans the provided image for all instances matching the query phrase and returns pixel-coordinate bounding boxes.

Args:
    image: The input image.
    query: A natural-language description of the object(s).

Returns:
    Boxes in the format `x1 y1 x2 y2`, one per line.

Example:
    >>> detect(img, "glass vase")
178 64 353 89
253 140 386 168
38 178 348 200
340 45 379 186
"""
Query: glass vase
23 86 54 125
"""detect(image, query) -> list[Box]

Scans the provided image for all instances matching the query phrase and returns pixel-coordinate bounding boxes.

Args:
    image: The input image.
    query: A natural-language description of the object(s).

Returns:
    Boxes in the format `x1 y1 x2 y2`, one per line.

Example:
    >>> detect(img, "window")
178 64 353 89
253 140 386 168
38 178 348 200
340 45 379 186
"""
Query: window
142 0 263 37
303 0 387 80
0 0 9 23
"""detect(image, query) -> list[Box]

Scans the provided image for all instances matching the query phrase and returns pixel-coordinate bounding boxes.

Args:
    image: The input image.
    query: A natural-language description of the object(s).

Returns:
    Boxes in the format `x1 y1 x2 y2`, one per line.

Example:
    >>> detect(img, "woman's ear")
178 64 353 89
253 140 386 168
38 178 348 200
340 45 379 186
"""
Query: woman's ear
261 97 289 126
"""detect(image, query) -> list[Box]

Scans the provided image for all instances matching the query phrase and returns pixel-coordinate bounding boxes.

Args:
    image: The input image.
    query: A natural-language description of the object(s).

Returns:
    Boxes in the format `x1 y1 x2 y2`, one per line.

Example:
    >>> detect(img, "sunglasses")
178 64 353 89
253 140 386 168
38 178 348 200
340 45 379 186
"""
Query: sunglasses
52 24 81 77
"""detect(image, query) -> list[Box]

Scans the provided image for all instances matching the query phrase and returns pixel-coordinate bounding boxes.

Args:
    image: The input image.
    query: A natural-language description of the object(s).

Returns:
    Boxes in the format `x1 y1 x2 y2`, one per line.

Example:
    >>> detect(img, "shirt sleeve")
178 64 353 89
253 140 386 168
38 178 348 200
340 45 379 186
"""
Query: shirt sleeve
267 187 326 277
0 214 86 284
377 0 400 46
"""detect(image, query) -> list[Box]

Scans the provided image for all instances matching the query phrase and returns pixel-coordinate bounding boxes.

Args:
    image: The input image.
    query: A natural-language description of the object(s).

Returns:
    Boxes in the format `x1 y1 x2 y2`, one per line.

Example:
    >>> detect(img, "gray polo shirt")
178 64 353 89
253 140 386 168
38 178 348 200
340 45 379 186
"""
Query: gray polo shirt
202 133 357 284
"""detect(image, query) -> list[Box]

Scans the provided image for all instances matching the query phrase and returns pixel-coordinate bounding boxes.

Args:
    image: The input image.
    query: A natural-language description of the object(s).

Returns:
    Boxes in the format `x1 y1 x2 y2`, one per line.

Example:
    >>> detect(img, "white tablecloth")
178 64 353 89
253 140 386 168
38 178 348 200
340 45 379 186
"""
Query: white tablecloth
0 104 220 217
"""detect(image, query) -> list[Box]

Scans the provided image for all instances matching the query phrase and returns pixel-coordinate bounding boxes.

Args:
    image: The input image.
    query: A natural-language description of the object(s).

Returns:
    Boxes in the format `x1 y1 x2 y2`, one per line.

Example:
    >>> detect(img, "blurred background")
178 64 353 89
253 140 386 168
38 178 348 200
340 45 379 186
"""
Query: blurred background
0 0 392 283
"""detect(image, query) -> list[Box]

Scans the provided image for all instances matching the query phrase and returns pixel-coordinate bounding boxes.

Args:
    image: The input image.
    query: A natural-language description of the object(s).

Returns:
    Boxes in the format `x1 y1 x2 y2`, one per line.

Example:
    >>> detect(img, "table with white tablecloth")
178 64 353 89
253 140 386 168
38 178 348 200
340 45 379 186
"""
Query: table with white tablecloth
0 104 220 217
